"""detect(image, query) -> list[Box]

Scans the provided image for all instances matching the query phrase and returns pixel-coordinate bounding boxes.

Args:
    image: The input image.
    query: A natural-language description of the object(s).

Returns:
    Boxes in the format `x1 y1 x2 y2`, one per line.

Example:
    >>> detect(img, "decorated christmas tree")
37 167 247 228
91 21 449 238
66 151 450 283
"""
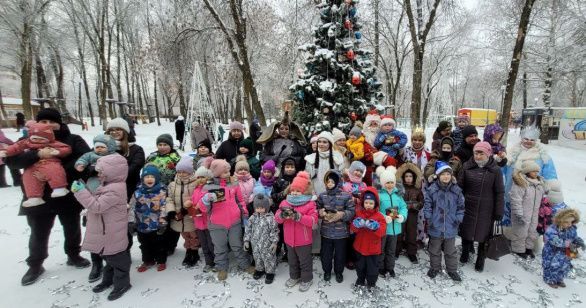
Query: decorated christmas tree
289 0 384 134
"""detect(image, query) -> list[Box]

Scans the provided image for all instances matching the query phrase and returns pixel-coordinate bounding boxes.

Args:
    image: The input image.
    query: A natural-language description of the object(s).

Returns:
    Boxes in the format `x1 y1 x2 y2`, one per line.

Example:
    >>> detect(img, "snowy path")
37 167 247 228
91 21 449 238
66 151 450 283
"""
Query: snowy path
0 122 584 307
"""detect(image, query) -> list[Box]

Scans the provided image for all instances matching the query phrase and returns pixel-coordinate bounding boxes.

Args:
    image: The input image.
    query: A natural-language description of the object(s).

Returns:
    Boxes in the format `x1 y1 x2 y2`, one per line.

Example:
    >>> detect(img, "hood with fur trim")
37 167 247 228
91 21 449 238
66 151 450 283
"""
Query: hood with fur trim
396 162 423 189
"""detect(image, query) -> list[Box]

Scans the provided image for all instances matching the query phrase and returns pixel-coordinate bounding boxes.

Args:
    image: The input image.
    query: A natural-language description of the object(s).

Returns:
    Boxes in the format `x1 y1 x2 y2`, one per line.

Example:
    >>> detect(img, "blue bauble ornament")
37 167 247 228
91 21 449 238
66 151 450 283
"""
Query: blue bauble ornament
355 31 362 40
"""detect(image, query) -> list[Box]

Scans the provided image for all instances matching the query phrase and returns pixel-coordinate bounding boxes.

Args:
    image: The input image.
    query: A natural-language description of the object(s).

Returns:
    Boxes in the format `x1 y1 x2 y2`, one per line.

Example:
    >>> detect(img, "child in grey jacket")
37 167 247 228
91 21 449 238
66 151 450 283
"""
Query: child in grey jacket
75 134 118 192
244 194 279 284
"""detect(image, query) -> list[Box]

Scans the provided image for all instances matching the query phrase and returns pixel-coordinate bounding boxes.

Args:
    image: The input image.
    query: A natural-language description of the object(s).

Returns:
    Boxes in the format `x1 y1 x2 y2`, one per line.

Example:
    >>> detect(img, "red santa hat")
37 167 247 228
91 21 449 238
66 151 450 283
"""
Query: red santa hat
380 115 396 127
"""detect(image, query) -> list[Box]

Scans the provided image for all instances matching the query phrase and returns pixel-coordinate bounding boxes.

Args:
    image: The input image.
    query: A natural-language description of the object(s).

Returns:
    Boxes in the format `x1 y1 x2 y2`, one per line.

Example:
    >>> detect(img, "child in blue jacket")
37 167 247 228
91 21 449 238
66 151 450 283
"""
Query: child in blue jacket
373 116 407 159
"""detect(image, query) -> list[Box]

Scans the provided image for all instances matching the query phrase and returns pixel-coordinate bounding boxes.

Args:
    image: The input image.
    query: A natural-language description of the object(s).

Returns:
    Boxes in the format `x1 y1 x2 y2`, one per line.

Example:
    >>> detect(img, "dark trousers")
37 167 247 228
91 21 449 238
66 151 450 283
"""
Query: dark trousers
396 209 419 256
320 237 346 275
287 244 313 282
356 253 379 287
0 165 21 186
137 232 167 264
26 212 81 267
275 224 287 257
102 250 131 289
195 229 215 266
346 234 356 264
164 227 180 252
91 231 134 265
379 235 397 271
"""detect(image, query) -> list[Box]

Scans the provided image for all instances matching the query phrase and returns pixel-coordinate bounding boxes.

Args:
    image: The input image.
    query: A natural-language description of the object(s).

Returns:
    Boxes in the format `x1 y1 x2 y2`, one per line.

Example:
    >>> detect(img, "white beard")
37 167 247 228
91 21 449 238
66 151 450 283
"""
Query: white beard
364 127 379 147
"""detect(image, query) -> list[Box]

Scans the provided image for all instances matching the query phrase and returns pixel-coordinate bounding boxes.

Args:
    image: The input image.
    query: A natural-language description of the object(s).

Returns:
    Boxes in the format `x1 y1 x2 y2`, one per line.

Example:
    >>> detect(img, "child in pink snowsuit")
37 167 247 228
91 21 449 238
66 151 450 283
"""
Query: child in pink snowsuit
0 122 71 207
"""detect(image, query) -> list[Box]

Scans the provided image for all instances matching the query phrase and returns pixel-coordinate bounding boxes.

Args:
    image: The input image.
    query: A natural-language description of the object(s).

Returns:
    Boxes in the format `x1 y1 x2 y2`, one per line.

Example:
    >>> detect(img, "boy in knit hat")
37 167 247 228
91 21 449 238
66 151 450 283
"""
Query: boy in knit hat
75 134 118 192
317 170 355 283
244 194 279 284
146 134 181 186
235 138 261 179
509 160 546 259
0 122 72 207
376 166 407 278
455 125 480 163
132 165 169 272
200 158 253 280
166 156 201 267
423 161 465 281
452 115 470 152
275 171 318 292
350 187 386 289
271 157 298 260
374 116 407 159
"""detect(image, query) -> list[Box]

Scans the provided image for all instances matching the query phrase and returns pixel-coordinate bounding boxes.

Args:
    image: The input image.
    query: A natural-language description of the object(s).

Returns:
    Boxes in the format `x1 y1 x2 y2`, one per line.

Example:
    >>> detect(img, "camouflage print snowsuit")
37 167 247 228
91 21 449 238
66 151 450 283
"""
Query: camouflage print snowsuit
243 212 279 274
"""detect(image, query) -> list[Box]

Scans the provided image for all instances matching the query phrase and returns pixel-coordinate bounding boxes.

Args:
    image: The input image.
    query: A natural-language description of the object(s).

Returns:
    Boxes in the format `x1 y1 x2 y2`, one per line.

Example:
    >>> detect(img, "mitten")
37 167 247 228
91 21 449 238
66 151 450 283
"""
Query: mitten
365 220 380 231
353 217 366 229
202 192 217 205
280 210 290 219
319 208 326 218
385 215 393 224
244 241 250 251
71 180 86 193
293 211 302 221
331 211 345 222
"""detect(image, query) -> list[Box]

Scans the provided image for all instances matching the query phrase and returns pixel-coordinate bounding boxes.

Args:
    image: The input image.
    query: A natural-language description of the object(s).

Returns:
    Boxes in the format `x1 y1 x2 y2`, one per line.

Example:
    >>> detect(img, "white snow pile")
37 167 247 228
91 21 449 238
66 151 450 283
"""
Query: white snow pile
0 122 584 307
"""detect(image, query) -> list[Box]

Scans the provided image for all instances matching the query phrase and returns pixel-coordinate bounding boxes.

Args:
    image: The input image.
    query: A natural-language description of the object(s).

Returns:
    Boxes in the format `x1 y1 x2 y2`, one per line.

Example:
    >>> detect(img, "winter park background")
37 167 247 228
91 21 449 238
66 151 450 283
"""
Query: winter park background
0 122 584 307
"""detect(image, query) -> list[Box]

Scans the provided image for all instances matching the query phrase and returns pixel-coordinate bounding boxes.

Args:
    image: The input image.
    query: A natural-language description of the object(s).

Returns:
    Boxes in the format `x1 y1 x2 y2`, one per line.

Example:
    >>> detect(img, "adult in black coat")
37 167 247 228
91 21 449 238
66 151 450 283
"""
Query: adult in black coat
214 121 245 164
457 144 505 272
6 108 91 286
249 118 263 156
16 112 25 131
455 125 480 163
175 116 186 147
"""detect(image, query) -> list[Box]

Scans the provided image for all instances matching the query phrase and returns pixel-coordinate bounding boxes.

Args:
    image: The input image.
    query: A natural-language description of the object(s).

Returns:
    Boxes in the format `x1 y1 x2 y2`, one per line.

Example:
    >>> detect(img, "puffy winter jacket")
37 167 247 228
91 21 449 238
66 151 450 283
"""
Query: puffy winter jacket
350 187 387 256
243 212 279 250
166 175 198 233
191 185 209 230
74 154 129 255
119 143 145 202
373 129 408 158
423 180 465 239
275 199 318 247
133 185 167 234
270 162 296 213
317 174 355 239
145 150 181 186
199 178 247 229
378 187 408 236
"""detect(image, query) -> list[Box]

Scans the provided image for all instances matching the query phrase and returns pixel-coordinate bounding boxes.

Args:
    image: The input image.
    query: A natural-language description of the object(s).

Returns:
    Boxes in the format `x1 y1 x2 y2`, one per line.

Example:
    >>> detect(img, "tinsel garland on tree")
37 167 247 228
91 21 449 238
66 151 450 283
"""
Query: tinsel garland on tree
289 0 384 134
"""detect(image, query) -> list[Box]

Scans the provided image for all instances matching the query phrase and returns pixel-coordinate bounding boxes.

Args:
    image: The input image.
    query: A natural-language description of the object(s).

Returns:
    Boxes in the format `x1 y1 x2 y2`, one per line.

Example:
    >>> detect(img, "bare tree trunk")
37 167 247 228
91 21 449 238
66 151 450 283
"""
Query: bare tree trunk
78 81 83 120
499 0 537 139
153 70 161 126
34 53 49 98
20 21 34 119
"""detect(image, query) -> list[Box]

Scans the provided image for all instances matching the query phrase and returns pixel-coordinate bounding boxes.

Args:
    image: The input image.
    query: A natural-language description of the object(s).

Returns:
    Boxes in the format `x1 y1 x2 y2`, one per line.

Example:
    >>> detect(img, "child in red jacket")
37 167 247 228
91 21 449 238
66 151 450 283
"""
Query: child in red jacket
350 187 386 289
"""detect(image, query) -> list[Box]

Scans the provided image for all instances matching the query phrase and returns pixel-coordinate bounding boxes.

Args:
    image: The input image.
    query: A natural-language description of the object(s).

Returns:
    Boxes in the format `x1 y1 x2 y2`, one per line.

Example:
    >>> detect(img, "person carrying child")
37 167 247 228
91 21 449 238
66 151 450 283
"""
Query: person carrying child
275 171 318 292
423 161 465 281
0 122 71 207
244 194 279 284
542 208 585 288
71 154 132 301
132 165 169 272
350 187 386 289
317 170 355 283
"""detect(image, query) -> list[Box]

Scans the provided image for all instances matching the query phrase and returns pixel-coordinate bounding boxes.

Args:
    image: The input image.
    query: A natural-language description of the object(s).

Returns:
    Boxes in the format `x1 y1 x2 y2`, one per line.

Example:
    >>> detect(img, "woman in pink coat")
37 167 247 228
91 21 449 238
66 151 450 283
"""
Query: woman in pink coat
275 171 318 292
72 154 131 301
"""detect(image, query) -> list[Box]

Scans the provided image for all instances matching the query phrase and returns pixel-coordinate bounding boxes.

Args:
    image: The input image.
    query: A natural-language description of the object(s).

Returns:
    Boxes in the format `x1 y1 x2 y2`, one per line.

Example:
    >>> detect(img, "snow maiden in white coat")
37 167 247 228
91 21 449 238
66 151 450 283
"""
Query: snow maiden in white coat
502 125 557 226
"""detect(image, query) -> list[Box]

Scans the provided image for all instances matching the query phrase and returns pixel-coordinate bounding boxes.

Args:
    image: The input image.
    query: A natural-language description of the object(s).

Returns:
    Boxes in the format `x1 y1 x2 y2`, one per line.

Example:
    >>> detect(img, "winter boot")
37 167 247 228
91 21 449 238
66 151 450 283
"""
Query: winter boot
253 270 265 280
88 262 103 282
22 198 45 208
92 282 112 293
137 261 155 272
21 265 45 286
299 280 313 292
388 269 396 278
217 270 228 281
285 278 299 288
515 252 528 259
107 285 132 301
335 273 343 283
323 272 331 282
156 263 166 271
51 187 69 198
67 254 91 268
427 269 439 279
448 272 462 282
265 273 275 284
525 249 535 259
407 254 419 264
460 242 471 264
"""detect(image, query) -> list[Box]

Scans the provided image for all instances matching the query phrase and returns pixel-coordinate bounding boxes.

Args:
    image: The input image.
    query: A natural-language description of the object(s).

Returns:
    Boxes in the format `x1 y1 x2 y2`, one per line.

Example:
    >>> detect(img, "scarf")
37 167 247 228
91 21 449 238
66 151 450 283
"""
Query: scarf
236 173 252 182
139 182 163 195
440 150 452 162
348 172 363 184
286 194 312 207
260 174 276 187
411 143 425 152
475 158 489 168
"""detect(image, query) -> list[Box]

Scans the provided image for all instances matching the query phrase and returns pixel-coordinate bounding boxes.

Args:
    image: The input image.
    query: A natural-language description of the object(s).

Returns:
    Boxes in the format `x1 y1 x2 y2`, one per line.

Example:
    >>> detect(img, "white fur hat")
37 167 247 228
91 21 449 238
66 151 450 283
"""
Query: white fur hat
377 166 397 184
332 128 346 142
317 131 335 145
547 180 563 204
194 166 212 178
106 118 130 134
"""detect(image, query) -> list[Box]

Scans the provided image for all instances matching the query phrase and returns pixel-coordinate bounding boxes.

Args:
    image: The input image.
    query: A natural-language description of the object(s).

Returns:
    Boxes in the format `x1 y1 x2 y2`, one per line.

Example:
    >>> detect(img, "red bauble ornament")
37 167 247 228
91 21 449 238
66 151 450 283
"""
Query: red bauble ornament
344 19 352 30
345 0 353 4
346 49 355 60
352 72 361 85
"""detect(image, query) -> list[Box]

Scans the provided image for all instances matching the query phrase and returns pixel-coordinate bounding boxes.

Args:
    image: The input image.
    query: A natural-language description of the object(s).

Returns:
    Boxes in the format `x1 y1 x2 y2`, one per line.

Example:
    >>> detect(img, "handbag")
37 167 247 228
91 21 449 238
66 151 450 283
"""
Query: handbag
486 221 511 261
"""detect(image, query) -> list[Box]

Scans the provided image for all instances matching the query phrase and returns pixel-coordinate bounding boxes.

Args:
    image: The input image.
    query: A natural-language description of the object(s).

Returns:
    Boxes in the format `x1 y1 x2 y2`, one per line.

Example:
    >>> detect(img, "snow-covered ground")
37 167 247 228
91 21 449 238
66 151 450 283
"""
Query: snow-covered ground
0 121 584 308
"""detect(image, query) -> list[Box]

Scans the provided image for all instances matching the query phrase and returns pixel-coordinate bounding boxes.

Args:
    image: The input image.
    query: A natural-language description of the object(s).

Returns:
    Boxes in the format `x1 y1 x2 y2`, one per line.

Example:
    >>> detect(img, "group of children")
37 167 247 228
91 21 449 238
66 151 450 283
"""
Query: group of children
10 118 583 299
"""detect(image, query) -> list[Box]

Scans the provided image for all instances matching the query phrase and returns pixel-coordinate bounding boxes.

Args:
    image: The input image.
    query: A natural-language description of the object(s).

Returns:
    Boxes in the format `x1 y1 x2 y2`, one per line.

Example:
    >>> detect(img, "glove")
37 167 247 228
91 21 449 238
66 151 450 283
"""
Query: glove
575 238 586 251
493 214 503 222
167 211 177 221
353 217 366 229
71 180 86 193
385 215 393 224
244 241 250 251
365 220 380 231
270 243 277 254
319 208 326 218
202 193 217 205
280 210 290 219
330 211 345 222
293 211 301 221
514 214 525 225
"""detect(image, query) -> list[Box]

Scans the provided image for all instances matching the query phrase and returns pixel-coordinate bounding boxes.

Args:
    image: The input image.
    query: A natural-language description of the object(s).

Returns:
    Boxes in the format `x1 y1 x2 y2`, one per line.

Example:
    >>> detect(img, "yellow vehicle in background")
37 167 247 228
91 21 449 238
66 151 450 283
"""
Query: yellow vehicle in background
457 108 497 127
